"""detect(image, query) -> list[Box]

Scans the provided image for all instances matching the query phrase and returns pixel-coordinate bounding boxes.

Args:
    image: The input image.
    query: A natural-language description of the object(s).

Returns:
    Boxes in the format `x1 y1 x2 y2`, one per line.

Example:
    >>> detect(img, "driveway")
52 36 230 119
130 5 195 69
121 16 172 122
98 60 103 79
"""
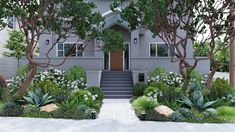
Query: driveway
0 99 235 132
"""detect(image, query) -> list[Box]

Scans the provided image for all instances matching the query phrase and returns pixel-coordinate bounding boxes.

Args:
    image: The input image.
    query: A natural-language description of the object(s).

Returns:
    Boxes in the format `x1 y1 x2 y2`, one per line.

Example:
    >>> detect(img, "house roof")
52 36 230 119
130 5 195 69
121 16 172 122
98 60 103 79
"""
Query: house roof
102 9 129 30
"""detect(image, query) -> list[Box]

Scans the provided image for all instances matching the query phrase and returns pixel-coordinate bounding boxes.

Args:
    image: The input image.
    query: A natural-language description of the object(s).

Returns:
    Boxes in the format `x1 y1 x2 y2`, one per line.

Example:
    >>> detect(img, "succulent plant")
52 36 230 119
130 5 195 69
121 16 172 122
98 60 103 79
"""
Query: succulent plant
23 88 55 107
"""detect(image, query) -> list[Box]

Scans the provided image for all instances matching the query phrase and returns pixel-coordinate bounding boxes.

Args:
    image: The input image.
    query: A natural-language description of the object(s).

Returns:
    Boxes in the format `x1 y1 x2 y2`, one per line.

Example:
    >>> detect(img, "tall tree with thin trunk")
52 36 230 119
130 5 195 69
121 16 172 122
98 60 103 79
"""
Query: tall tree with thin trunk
112 0 235 91
0 0 104 99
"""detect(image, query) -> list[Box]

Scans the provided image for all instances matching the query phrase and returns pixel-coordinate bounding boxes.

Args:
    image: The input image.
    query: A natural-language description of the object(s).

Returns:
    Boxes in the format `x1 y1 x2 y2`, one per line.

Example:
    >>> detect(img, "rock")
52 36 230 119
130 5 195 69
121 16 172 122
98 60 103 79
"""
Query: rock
40 104 58 112
154 105 174 117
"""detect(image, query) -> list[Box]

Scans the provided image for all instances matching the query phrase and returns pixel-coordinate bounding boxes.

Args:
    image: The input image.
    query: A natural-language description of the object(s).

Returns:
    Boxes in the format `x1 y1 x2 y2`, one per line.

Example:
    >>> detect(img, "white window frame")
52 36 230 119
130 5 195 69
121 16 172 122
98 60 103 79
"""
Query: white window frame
149 42 169 57
56 42 84 57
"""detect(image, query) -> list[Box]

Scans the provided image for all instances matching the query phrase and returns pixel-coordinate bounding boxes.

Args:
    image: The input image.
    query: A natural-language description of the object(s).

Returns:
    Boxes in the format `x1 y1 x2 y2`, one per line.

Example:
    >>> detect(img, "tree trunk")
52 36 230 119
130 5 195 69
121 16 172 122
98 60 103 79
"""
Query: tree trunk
206 57 218 89
12 63 37 99
0 75 7 88
179 61 192 95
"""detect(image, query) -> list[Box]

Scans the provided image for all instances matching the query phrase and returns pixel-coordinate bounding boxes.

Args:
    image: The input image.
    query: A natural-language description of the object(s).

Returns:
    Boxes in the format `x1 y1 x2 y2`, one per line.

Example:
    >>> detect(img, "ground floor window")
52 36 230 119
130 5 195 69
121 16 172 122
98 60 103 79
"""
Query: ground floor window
57 42 83 57
150 43 169 57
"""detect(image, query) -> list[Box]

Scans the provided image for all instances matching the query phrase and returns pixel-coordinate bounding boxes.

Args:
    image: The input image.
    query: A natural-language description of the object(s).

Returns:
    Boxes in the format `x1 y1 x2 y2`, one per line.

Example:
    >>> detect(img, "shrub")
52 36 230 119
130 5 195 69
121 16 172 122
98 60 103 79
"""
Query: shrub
22 104 40 116
8 75 25 95
87 86 104 102
179 91 217 112
52 109 84 119
16 64 28 76
133 96 158 112
23 88 55 107
145 109 169 121
57 100 78 111
148 67 166 78
31 80 59 94
217 106 235 116
54 90 69 103
66 66 86 89
208 78 234 100
133 82 147 97
144 86 158 99
0 102 23 116
70 89 100 110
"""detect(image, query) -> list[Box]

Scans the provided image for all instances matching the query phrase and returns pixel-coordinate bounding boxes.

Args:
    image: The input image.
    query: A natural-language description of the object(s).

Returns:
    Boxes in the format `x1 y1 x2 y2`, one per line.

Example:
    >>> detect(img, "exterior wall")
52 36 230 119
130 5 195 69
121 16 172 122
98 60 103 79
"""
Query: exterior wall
0 57 18 79
19 57 103 87
87 0 113 14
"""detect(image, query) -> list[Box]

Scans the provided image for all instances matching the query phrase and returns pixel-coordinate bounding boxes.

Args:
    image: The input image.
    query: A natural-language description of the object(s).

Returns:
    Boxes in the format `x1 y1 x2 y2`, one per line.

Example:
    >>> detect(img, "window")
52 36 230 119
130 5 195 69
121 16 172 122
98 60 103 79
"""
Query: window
57 42 83 57
150 43 169 57
7 16 14 29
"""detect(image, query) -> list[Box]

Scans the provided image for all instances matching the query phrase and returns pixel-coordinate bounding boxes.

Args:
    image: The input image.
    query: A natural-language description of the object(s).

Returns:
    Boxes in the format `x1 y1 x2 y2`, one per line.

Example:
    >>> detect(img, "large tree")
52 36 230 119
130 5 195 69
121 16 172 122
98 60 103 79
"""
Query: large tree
0 0 104 99
112 0 235 91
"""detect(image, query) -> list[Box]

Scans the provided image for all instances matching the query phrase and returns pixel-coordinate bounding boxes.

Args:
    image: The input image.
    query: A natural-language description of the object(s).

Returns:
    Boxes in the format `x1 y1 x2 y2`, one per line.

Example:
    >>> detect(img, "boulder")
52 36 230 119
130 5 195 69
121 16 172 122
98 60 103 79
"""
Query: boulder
154 105 174 117
40 104 58 112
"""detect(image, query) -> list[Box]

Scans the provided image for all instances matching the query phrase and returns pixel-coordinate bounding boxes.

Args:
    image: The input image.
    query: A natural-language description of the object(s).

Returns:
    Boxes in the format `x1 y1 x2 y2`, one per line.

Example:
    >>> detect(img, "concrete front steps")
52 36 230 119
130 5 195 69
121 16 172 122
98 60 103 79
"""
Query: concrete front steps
100 71 133 99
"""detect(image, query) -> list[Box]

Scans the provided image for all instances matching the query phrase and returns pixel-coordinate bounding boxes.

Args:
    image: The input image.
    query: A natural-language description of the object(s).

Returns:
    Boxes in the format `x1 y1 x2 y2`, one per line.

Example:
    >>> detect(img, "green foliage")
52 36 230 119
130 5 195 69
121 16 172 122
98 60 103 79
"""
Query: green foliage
179 91 217 112
32 80 60 94
193 42 210 57
66 66 86 83
57 99 78 111
144 86 158 99
208 78 234 100
3 30 26 60
133 96 158 112
217 106 235 116
148 67 166 78
0 87 11 103
101 28 124 52
22 104 40 116
145 109 169 121
0 102 23 116
16 64 28 76
54 90 69 103
132 82 147 97
87 86 104 102
23 88 55 107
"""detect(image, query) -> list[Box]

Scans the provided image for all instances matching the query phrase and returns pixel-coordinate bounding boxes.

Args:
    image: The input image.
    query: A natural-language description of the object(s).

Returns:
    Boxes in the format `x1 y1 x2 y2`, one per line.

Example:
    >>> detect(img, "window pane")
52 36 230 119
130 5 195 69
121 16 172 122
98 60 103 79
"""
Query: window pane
58 43 63 50
8 16 13 29
157 44 168 57
64 44 76 56
58 51 64 57
77 44 83 56
150 44 156 57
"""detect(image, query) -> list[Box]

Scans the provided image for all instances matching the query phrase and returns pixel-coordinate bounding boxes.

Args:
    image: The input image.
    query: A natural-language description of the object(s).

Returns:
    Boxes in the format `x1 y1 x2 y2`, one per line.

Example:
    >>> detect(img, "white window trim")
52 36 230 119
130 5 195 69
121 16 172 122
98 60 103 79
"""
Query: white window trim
149 42 170 57
56 42 84 57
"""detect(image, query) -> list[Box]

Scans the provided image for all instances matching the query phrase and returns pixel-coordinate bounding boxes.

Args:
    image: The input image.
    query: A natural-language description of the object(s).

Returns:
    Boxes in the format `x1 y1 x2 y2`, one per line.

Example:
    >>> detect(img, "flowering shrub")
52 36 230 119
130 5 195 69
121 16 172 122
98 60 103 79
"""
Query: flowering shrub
8 75 25 94
34 67 86 89
66 66 86 89
148 70 206 88
144 86 160 100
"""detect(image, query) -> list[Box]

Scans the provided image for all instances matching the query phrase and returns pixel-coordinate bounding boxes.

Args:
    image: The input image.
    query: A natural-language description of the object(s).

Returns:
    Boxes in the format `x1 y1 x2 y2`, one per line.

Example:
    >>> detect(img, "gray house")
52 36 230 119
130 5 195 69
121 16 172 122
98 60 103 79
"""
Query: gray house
20 0 209 98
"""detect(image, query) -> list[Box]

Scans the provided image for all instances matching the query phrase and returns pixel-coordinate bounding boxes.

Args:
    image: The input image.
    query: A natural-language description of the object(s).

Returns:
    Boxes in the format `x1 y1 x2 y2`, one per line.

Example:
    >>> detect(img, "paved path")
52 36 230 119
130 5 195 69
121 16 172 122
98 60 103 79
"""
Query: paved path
0 99 235 132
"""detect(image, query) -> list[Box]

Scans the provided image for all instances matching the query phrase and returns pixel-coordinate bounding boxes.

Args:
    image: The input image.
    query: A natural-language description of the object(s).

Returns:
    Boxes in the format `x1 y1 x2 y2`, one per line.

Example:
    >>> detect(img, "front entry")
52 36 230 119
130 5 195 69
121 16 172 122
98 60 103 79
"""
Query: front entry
110 51 123 71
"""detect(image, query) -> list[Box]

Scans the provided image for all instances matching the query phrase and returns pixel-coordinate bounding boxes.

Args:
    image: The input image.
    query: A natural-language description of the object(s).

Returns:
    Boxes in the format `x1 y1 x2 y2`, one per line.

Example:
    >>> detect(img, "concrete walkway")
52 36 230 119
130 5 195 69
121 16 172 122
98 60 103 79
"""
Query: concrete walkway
0 99 235 132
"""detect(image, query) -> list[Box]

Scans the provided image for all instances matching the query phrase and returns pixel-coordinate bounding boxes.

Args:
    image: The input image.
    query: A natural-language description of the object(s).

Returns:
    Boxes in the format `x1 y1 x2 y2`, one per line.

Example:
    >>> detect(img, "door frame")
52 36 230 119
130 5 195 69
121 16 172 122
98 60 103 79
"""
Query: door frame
103 42 130 71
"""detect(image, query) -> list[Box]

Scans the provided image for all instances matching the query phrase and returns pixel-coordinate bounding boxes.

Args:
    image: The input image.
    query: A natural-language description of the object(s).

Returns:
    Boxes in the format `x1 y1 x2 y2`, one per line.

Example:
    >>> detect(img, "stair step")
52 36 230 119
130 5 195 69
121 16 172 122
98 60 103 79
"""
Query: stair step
101 81 133 84
103 91 132 95
104 95 132 99
101 84 133 87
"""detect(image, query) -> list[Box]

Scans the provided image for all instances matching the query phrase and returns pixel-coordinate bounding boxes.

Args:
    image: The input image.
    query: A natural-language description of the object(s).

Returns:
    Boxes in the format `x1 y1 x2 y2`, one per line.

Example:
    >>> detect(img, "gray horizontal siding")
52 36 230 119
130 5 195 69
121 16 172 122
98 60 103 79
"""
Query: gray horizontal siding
0 57 18 79
130 57 210 74
19 57 104 71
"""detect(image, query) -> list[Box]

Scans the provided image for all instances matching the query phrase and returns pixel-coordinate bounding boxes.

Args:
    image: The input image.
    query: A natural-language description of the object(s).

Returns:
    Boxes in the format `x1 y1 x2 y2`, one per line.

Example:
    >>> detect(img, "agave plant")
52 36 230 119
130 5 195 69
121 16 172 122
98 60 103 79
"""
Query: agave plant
178 91 217 113
23 88 55 107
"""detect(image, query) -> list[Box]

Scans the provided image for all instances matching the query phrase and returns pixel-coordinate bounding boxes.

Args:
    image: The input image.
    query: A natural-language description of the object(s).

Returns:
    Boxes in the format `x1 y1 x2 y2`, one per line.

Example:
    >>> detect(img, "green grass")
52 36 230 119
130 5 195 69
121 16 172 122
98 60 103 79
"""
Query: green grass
217 106 235 116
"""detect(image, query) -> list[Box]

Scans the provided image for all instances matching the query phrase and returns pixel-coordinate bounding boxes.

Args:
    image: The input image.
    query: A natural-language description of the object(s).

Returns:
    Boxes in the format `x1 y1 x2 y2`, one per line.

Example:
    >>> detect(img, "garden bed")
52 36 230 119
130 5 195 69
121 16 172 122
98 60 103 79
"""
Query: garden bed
0 65 104 120
131 67 235 123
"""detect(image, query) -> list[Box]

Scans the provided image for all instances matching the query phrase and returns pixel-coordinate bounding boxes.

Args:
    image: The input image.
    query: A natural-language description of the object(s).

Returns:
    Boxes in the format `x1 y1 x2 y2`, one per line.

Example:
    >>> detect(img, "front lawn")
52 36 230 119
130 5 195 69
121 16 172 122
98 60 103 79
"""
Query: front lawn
0 65 104 120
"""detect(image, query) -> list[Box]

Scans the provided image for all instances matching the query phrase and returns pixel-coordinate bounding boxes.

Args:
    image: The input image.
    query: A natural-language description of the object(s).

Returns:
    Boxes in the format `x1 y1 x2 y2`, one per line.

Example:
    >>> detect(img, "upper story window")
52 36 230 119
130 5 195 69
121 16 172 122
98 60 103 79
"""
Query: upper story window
57 42 84 57
7 16 14 29
150 43 169 57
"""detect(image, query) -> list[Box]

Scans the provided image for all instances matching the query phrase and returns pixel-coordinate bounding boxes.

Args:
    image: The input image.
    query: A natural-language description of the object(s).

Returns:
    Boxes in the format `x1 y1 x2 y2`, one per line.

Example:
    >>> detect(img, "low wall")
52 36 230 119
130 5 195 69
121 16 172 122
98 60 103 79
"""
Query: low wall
130 57 210 84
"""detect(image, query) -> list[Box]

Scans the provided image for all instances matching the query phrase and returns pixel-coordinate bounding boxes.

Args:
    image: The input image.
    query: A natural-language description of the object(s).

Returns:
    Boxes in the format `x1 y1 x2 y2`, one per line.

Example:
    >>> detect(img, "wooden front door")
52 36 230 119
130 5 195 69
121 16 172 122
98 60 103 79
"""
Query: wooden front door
110 51 123 71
